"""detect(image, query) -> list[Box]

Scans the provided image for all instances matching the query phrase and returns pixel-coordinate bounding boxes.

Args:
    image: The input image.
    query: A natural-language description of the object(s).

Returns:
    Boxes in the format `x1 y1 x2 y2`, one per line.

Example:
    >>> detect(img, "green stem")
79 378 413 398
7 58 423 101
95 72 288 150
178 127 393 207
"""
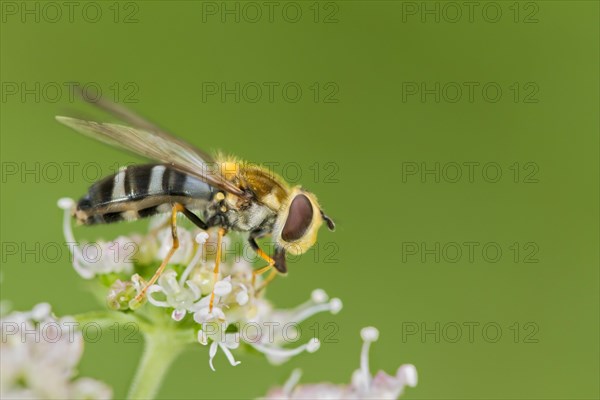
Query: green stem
74 311 145 329
127 330 186 400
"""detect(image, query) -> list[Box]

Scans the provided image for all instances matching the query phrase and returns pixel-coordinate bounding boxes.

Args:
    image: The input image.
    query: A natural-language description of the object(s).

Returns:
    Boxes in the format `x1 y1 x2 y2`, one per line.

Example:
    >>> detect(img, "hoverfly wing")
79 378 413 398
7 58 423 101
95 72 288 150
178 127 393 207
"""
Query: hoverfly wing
74 86 215 164
55 116 245 197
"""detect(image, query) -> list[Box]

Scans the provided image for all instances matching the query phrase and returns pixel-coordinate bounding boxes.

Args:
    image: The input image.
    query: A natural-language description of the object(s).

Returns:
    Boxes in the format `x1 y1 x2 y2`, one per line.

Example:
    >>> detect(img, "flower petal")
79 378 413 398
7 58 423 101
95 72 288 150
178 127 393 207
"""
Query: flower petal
208 342 219 371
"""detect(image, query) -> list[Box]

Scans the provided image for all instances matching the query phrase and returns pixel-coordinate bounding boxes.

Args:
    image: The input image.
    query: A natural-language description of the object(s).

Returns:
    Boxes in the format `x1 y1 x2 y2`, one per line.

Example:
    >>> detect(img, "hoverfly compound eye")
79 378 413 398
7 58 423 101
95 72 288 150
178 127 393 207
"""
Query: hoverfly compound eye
282 194 314 242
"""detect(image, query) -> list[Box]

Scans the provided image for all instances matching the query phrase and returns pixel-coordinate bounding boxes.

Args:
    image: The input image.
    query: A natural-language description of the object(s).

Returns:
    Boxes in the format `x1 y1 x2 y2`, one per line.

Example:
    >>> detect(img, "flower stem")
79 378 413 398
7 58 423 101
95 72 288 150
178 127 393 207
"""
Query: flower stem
74 311 145 330
127 330 185 400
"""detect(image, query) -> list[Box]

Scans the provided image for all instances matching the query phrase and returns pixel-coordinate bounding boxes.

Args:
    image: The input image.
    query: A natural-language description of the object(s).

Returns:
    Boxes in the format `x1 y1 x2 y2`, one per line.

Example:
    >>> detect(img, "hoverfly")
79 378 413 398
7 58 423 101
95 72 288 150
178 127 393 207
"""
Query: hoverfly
56 90 335 308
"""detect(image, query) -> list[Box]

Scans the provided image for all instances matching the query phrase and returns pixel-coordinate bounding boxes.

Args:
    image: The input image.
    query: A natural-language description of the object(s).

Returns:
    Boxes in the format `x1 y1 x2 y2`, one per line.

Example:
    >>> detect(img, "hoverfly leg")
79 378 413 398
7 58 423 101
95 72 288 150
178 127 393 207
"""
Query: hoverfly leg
208 227 227 312
248 237 286 292
248 237 275 287
255 269 278 294
252 263 274 286
256 246 286 292
133 203 185 305
147 204 208 237
180 207 209 230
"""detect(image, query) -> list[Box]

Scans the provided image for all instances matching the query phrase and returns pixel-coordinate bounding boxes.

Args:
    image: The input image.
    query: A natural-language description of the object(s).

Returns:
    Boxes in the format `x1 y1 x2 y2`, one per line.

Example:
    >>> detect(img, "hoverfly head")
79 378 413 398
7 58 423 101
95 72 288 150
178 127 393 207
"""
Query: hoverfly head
274 187 334 256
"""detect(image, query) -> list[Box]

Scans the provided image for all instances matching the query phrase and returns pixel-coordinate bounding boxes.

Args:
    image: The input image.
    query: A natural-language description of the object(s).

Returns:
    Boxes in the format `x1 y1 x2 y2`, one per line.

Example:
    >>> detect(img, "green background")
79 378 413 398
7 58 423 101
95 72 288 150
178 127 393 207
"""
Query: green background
1 1 598 398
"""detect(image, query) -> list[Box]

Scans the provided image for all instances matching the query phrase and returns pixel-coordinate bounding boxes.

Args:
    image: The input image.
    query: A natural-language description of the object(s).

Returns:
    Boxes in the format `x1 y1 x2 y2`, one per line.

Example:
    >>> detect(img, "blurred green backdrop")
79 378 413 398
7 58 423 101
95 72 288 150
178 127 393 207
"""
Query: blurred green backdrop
1 1 598 399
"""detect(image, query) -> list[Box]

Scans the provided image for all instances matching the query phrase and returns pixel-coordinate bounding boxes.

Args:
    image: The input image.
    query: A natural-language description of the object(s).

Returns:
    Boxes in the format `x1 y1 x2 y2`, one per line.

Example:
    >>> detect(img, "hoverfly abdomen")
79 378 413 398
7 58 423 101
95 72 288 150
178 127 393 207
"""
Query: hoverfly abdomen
75 164 215 225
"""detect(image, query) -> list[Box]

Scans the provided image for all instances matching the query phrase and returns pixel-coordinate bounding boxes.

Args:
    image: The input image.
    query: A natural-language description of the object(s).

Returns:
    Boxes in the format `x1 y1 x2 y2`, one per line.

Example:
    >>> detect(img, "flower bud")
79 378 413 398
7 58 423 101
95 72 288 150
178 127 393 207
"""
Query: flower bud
107 279 139 311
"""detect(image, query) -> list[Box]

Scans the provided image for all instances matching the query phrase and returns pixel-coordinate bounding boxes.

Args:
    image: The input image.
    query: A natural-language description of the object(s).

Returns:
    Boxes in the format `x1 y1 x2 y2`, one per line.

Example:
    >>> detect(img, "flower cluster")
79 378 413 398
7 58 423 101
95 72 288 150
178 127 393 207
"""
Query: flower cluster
0 303 112 400
264 327 418 399
58 198 343 371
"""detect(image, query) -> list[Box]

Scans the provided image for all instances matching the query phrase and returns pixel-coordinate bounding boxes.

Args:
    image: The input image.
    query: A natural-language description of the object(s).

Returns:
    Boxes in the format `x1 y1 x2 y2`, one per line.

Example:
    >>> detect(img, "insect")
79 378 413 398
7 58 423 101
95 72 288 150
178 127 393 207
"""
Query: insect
56 91 335 308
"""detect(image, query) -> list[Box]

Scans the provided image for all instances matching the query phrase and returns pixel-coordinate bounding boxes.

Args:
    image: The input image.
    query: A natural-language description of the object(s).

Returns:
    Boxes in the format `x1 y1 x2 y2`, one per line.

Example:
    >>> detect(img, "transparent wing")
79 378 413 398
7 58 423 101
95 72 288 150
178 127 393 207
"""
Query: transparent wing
74 86 215 164
55 116 245 197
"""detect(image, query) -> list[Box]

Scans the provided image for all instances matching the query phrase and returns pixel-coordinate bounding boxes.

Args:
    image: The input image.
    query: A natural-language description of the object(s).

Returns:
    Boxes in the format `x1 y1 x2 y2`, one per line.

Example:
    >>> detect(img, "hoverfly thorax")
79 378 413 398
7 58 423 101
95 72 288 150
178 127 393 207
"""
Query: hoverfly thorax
273 187 335 256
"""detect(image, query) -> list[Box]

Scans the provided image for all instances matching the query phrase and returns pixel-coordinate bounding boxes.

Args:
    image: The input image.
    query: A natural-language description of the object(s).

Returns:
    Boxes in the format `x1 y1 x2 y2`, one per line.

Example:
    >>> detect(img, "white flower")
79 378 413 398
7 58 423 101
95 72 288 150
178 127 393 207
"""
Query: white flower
181 263 340 371
236 284 249 306
59 198 137 278
187 271 340 370
0 303 112 399
58 199 344 372
197 326 242 371
160 266 342 371
147 270 202 321
245 289 342 365
264 327 417 400
191 295 227 324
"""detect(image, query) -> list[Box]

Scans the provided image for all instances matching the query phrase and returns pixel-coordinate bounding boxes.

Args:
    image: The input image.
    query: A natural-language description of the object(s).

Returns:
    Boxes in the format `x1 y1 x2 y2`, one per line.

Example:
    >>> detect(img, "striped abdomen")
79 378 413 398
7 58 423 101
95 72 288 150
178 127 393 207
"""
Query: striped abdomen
75 164 215 225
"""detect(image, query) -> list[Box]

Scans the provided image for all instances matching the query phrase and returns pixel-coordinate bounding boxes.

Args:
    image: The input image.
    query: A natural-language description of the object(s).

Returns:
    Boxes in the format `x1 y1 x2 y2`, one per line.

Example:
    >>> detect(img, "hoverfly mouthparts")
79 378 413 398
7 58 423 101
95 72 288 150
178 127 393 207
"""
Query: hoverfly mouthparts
273 246 287 274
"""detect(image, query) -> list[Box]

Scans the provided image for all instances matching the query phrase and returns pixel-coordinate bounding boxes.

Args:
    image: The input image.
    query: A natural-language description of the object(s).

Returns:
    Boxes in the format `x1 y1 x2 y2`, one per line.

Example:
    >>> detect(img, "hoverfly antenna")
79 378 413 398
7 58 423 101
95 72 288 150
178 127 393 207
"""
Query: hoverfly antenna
321 210 336 231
